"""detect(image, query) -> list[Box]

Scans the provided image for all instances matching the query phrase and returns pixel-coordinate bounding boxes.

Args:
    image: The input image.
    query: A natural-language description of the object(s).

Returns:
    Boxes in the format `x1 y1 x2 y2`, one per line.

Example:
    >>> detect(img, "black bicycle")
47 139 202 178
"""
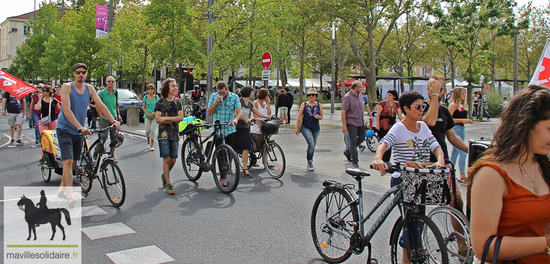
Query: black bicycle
75 125 126 207
311 163 449 263
180 120 240 194
247 117 286 179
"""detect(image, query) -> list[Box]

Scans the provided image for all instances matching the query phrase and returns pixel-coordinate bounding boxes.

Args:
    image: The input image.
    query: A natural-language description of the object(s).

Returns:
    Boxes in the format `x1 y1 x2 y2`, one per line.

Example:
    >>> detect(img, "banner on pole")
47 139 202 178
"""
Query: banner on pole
96 5 108 38
0 70 37 100
530 39 550 87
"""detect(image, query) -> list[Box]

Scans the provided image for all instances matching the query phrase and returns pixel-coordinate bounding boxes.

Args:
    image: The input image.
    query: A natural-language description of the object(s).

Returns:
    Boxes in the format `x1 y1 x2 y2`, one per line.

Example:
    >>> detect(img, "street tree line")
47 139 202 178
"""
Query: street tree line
7 0 549 101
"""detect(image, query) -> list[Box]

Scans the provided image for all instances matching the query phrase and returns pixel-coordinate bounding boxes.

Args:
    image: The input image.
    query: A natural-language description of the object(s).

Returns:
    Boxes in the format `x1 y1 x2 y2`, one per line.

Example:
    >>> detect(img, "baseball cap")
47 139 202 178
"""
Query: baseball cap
74 63 87 71
38 83 44 88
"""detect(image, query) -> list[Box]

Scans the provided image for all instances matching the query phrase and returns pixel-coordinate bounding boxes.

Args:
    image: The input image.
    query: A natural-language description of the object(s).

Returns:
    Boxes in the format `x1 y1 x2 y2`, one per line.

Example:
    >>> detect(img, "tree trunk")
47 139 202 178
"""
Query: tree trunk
299 34 305 105
140 46 149 96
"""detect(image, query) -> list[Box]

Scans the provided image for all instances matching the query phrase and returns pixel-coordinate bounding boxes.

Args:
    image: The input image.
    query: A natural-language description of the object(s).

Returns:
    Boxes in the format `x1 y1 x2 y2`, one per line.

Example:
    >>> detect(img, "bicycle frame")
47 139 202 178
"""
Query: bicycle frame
186 121 227 168
81 130 117 189
324 181 404 246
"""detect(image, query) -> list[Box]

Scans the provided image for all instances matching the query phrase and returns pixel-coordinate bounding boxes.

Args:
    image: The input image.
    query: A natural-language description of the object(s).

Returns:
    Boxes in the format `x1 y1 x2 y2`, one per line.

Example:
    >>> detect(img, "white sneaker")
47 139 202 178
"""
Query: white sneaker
150 147 154 151
307 162 314 171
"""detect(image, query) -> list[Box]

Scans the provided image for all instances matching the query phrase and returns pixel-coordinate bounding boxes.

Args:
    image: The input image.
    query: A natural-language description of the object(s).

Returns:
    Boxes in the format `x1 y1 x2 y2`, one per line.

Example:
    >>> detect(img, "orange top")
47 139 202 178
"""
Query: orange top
471 162 550 263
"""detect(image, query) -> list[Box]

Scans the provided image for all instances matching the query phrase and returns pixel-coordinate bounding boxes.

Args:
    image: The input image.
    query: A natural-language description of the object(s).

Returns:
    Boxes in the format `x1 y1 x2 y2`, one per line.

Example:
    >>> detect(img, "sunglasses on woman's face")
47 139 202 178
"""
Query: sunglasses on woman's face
411 104 426 111
307 94 316 97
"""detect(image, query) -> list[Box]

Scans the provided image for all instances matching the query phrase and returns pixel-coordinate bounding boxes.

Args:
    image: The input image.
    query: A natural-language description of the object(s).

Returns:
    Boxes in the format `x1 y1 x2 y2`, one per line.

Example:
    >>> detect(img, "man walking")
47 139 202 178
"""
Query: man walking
2 89 26 145
56 63 120 205
207 81 242 186
285 87 294 124
96 76 121 155
341 81 366 168
155 78 183 195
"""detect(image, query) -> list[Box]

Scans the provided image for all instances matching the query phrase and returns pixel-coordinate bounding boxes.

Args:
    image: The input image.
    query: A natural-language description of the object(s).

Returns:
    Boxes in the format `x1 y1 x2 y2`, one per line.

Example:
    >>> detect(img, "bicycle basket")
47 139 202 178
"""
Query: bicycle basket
401 165 450 206
261 121 279 135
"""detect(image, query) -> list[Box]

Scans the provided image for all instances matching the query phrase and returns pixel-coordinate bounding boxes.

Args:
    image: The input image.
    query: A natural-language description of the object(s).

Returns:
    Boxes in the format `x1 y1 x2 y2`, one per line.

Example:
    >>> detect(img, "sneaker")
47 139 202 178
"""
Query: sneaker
359 145 366 153
352 162 359 168
10 139 15 145
16 139 23 145
150 147 154 151
161 174 166 188
35 139 40 144
165 184 175 195
307 162 314 171
343 149 352 162
220 178 228 187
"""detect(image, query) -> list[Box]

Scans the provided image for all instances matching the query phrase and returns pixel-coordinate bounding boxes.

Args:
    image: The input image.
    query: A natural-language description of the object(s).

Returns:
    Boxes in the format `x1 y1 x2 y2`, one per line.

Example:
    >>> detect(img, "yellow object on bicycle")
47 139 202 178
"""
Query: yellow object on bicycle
179 117 204 133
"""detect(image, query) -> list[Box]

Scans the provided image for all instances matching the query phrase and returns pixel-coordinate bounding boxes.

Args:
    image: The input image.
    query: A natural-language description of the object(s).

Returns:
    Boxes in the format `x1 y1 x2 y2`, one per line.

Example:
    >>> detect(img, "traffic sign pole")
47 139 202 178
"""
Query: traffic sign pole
261 52 272 90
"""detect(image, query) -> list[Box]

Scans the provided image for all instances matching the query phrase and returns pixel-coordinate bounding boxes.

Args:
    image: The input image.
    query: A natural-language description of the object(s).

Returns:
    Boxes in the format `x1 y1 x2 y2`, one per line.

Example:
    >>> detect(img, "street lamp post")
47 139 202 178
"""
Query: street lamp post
205 0 216 123
330 24 336 113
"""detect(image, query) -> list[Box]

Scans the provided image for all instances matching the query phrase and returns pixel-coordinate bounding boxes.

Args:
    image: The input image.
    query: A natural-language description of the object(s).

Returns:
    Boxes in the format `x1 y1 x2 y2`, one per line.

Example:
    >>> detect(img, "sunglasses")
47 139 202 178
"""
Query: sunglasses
307 94 317 97
411 104 426 111
75 70 87 75
106 80 114 83
148 88 155 90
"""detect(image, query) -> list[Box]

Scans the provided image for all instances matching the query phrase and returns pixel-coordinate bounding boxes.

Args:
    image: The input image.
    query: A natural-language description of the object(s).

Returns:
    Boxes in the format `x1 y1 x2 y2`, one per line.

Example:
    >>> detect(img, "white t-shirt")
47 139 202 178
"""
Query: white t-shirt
381 121 440 178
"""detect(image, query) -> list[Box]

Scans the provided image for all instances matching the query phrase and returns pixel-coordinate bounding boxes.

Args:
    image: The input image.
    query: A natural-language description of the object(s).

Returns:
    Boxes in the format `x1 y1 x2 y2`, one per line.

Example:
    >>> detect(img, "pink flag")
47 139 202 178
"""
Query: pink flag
530 39 550 87
0 70 37 100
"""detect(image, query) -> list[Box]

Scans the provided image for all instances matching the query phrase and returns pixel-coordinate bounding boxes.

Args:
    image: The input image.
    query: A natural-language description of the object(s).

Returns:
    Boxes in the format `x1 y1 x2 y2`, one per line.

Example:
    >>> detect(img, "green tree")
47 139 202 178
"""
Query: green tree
517 3 550 80
144 0 204 79
8 2 58 81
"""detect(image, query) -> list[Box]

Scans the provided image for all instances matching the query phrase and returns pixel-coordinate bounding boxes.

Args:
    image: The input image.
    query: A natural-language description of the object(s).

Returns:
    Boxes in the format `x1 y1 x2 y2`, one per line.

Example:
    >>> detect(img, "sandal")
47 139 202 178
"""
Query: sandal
267 163 275 168
67 197 77 207
243 169 252 178
57 191 69 200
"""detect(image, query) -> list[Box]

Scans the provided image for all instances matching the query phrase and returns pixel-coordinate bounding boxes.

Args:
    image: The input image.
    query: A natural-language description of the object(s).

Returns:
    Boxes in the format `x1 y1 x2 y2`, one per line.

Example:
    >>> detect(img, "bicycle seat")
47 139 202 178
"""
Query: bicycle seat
346 168 370 177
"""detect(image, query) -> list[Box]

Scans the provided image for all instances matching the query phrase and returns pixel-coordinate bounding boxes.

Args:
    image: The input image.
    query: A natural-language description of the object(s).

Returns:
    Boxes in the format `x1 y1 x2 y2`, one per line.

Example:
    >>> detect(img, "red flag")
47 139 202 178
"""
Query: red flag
0 70 37 100
530 39 550 87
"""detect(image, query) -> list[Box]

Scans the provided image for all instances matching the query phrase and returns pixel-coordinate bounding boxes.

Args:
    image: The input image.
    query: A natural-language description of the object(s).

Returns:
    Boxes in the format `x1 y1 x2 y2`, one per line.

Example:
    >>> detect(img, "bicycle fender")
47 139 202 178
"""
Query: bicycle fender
388 216 403 245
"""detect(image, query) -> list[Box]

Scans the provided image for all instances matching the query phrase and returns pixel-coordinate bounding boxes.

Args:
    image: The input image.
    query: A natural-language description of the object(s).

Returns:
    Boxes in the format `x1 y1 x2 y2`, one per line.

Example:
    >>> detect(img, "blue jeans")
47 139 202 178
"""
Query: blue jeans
32 112 41 140
301 127 320 163
450 125 466 173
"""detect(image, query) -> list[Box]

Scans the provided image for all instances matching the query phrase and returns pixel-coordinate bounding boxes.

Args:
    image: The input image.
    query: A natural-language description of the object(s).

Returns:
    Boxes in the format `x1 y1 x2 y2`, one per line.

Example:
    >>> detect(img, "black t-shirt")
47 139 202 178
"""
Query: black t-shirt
40 99 58 121
285 92 294 109
2 92 23 114
277 93 289 108
423 103 455 161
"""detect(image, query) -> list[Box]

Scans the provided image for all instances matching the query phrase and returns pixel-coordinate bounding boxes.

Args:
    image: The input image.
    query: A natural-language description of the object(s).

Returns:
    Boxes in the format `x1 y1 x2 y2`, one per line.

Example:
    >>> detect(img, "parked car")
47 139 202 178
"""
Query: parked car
117 88 144 123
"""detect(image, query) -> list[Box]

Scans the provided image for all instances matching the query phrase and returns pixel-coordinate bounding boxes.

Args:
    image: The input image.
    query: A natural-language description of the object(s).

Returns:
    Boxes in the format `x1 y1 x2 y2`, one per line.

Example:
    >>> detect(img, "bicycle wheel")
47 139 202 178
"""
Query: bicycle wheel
76 154 93 193
212 144 240 194
311 186 358 263
262 141 286 179
101 159 126 207
184 106 192 117
390 213 448 264
366 136 379 152
428 206 472 264
181 137 203 181
40 153 52 183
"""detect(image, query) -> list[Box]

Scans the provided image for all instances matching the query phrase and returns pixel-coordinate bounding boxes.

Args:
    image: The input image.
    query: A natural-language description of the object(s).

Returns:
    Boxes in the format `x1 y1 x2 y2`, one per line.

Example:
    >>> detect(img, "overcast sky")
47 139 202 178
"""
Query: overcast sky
1 0 547 30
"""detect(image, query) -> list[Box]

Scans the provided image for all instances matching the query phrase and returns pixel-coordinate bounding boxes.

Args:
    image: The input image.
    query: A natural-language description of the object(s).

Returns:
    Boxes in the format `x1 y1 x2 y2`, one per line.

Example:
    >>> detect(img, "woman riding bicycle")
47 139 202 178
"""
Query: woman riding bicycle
372 90 445 263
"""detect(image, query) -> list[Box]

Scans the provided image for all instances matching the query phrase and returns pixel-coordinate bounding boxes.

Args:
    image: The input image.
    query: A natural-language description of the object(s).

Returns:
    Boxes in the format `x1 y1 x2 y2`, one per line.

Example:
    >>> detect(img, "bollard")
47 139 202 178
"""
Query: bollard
126 105 140 127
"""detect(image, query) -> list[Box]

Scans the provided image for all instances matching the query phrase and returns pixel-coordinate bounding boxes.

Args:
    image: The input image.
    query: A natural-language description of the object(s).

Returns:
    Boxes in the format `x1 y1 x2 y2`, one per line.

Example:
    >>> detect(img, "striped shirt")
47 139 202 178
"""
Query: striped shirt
381 121 439 178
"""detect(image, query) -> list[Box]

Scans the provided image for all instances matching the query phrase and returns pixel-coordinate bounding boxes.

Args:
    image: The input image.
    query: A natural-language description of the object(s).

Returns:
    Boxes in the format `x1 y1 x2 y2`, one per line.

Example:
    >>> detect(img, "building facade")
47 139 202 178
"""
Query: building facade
0 11 33 70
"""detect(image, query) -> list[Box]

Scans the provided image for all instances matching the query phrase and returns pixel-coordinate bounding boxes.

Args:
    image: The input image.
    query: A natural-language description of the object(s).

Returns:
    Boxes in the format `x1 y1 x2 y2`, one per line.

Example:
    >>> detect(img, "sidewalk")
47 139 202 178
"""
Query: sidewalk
120 104 498 188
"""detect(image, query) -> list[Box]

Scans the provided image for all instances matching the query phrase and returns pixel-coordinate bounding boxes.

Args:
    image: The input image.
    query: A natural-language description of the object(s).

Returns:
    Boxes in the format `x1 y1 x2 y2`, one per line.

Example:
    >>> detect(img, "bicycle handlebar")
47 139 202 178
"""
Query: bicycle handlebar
87 124 118 135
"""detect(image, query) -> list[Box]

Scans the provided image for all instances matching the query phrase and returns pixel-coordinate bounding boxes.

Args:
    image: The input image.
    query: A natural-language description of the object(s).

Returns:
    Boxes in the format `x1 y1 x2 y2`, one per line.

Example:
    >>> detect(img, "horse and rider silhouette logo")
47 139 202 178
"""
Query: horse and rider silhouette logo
16 190 71 241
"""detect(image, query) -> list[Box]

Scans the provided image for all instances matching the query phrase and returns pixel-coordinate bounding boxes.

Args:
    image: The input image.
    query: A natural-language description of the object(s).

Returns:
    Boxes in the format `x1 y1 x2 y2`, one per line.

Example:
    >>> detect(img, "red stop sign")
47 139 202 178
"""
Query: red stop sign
261 52 272 69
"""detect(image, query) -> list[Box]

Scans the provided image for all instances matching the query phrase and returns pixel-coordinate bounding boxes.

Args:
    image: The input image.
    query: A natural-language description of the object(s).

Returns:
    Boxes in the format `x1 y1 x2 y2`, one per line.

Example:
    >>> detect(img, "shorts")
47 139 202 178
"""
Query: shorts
8 113 23 127
158 139 179 159
279 107 288 115
57 128 83 161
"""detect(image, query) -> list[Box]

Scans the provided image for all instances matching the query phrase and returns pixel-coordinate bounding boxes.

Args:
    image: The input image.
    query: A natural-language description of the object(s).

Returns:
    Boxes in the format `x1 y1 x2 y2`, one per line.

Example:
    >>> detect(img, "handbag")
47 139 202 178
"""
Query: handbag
297 103 304 130
40 99 52 126
480 235 518 264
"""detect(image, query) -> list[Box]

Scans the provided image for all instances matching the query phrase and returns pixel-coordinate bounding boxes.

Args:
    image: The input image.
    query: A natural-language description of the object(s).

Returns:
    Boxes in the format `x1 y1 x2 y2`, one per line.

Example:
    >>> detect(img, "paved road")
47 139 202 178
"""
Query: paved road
0 111 497 263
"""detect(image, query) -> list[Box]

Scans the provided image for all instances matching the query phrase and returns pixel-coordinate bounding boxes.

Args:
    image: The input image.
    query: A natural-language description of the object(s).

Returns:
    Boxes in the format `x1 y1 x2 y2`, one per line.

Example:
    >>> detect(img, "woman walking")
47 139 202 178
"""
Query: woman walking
235 86 269 177
143 83 159 151
35 85 61 135
448 87 473 181
469 85 550 263
375 89 403 162
295 88 323 171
